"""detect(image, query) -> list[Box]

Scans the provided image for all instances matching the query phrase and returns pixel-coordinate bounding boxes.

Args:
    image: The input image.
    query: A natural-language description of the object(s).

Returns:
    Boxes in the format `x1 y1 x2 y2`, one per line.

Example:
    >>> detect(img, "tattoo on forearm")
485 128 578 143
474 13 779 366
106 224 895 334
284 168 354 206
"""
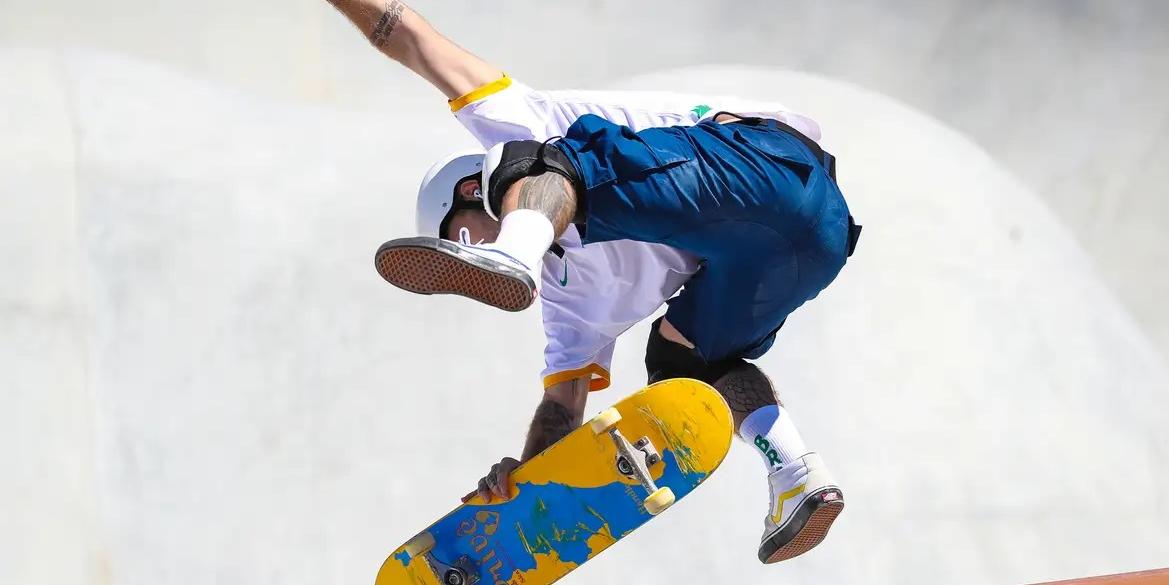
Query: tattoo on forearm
714 363 780 421
522 400 576 460
517 173 578 234
370 1 405 48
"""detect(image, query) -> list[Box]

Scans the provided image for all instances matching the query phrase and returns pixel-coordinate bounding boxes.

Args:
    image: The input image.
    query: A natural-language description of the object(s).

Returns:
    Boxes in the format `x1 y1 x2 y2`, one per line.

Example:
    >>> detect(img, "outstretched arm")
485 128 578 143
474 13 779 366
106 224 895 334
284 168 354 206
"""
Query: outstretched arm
465 376 591 502
325 0 503 99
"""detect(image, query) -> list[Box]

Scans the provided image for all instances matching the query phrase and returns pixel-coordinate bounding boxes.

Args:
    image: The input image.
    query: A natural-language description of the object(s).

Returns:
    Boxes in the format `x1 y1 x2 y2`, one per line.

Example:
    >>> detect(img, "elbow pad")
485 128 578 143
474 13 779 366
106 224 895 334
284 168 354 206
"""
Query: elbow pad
480 139 581 220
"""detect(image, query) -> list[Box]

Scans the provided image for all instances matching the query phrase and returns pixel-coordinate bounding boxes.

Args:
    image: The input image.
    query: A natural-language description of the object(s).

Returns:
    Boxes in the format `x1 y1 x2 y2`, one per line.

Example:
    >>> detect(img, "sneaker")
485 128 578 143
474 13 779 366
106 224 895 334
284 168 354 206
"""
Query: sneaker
758 453 844 563
374 236 538 312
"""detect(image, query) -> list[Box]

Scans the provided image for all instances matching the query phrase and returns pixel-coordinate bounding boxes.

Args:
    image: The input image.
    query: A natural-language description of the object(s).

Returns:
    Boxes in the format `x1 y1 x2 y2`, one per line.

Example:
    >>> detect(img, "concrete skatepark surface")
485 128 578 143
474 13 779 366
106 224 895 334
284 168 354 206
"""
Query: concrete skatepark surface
3 2 1168 585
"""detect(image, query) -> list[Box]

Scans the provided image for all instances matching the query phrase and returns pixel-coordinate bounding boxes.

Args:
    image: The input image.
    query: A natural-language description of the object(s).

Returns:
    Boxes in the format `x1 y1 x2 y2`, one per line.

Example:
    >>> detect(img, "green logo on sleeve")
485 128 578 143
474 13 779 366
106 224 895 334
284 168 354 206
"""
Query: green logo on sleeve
691 104 712 118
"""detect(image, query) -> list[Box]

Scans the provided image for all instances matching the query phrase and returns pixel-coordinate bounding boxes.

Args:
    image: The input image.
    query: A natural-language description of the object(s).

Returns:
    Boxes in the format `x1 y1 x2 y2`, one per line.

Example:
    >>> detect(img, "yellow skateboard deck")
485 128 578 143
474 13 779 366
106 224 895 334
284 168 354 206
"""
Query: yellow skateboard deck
376 378 733 585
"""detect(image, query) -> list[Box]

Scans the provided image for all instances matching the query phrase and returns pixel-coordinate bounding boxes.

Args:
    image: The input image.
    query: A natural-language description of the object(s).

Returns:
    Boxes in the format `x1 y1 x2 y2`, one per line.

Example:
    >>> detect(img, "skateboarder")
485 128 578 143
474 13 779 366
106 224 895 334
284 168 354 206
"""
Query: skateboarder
326 0 860 564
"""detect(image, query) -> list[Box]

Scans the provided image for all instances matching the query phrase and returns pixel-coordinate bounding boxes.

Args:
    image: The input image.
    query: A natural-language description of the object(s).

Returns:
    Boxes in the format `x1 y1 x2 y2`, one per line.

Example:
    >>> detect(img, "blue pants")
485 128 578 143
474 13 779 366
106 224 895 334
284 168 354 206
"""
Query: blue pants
555 114 855 363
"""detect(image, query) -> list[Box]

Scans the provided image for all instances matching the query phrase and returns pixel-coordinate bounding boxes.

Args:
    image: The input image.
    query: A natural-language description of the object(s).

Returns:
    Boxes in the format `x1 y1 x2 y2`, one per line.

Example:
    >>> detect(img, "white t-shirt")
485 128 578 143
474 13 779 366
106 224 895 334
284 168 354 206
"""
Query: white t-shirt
450 76 821 391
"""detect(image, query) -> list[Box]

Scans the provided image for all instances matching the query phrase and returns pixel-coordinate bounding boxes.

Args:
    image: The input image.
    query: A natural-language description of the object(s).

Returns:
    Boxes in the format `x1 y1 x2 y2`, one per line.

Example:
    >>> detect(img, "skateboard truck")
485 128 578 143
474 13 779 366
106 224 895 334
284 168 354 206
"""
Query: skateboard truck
589 408 675 515
401 533 479 585
615 436 661 477
430 555 478 585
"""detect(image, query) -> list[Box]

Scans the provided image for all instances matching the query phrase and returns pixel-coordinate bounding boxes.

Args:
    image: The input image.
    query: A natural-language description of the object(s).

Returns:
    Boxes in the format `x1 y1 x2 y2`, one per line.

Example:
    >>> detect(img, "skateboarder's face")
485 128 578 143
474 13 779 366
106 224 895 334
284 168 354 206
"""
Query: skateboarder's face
443 177 500 244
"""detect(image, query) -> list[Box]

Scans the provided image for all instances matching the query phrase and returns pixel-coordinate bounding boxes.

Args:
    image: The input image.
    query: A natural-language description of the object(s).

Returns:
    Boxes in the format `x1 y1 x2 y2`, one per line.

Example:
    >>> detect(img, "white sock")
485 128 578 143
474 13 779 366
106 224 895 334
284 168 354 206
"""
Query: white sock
491 209 554 270
739 405 812 473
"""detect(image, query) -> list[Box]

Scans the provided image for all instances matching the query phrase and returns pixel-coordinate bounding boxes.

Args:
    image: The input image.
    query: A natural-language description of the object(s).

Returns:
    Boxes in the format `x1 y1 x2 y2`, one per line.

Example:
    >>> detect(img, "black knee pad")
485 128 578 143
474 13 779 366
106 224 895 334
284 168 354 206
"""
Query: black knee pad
645 317 742 385
712 360 778 412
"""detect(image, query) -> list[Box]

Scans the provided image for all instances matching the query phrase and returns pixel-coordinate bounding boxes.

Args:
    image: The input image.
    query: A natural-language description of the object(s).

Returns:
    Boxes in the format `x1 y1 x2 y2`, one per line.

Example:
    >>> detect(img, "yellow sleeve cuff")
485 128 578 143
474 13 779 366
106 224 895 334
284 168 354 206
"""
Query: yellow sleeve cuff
448 75 513 113
543 363 611 392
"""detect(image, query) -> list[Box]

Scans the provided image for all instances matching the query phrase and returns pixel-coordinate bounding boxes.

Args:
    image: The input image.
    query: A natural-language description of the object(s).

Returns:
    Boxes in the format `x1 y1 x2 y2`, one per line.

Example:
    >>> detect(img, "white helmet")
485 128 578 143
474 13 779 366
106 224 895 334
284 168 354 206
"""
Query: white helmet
415 149 486 237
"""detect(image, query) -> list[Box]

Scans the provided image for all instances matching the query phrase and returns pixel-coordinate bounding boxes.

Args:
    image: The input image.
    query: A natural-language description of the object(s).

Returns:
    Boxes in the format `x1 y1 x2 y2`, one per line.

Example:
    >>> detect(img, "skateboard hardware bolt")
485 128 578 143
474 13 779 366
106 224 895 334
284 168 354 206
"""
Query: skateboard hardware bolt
444 569 466 585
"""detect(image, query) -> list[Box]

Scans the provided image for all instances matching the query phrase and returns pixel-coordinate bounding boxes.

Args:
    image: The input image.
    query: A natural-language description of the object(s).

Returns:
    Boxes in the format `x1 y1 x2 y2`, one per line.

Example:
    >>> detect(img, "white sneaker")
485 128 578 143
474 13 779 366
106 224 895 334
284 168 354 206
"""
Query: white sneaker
758 453 844 564
374 236 539 312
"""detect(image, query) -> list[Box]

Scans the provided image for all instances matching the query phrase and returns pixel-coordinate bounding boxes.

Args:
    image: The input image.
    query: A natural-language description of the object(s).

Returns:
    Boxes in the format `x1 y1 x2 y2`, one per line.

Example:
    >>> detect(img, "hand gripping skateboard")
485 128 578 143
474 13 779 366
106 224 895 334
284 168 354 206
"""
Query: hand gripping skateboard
376 378 734 585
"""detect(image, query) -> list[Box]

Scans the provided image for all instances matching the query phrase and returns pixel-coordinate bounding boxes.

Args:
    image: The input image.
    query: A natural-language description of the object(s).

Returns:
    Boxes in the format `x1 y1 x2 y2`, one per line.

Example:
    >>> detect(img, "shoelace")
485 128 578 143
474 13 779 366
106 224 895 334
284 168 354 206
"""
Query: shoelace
458 226 485 246
455 230 533 272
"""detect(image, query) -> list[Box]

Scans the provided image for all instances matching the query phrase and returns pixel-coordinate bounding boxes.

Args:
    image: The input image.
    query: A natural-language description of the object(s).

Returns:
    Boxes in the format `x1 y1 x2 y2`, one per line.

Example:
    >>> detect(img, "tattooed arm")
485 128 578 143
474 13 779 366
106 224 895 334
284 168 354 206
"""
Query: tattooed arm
324 0 503 99
496 172 581 237
466 376 590 503
521 376 590 460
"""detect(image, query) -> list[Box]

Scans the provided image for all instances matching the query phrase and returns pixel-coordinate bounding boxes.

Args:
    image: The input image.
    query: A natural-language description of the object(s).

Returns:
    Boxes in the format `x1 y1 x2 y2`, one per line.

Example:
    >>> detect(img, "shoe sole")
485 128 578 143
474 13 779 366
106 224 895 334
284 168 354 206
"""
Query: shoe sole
760 487 844 564
374 237 536 312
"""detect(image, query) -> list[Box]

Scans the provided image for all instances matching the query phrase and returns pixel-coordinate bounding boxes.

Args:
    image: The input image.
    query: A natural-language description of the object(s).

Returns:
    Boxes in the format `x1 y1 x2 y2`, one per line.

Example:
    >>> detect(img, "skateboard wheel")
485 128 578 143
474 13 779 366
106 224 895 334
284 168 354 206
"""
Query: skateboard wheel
589 407 622 434
616 455 635 477
402 532 435 559
643 487 675 515
443 568 467 585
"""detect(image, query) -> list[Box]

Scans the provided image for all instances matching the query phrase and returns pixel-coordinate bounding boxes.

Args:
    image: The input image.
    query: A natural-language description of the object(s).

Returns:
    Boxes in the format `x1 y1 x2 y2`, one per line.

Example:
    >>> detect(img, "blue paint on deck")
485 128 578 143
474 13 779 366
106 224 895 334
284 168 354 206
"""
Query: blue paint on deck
391 550 411 567
417 449 707 582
